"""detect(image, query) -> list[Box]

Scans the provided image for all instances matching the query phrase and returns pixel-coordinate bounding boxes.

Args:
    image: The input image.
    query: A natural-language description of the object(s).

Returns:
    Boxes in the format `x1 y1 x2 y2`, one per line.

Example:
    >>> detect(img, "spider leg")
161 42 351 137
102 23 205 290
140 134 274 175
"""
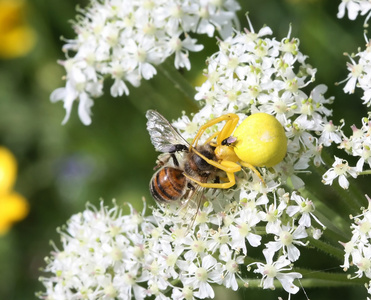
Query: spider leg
239 161 266 185
203 130 220 146
184 170 236 189
190 114 240 149
191 147 241 173
216 114 239 146
191 147 266 186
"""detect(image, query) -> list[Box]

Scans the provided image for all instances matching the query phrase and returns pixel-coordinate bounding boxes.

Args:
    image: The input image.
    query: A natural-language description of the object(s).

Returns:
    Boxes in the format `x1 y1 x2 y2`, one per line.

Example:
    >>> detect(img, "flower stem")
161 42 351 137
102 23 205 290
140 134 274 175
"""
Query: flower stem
293 267 368 287
239 266 367 289
359 169 371 175
157 59 198 104
238 275 366 289
306 236 344 261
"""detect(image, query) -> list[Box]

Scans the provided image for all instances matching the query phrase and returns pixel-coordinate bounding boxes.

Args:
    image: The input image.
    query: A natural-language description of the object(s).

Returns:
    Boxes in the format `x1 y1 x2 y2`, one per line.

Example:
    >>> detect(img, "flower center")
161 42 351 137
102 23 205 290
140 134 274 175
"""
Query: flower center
227 57 239 70
301 200 314 213
136 48 147 63
274 100 287 114
104 284 117 298
196 211 208 224
286 78 298 92
182 286 193 300
359 220 371 235
350 63 363 78
133 245 144 259
264 264 277 278
150 260 160 276
334 160 349 175
195 267 208 281
357 257 371 272
169 37 182 52
238 223 251 237
166 253 177 267
110 246 123 261
191 240 206 253
266 207 278 223
123 273 135 286
226 260 238 273
279 230 293 246
170 5 182 18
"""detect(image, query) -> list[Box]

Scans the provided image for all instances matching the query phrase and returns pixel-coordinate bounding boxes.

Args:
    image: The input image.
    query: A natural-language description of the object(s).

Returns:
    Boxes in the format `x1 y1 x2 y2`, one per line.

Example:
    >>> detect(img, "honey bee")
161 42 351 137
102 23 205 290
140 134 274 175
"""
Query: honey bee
146 110 218 205
146 109 287 207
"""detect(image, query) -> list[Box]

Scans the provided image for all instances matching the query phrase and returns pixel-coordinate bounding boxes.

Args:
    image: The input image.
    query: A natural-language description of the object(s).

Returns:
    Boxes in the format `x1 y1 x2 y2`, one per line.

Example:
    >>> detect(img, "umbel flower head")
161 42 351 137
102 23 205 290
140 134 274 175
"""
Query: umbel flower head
320 7 371 190
39 23 332 300
340 196 371 285
38 191 323 300
173 19 335 190
50 0 240 125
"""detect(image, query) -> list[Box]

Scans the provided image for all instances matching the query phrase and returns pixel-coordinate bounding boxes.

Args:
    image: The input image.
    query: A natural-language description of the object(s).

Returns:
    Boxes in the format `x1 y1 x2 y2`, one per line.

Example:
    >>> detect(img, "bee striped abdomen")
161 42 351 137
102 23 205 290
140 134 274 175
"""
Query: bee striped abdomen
150 167 186 203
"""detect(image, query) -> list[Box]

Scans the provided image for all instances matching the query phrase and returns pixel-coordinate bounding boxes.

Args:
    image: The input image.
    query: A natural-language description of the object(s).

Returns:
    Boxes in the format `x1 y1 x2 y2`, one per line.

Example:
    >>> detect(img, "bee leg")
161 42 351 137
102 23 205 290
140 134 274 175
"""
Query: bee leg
187 182 196 190
171 153 179 167
191 148 242 174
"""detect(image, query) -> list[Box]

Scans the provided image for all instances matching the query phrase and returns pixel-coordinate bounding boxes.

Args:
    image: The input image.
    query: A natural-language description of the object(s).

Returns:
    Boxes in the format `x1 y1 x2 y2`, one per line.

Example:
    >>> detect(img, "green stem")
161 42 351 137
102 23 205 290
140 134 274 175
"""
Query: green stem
359 169 371 175
157 59 198 104
294 267 368 287
312 209 351 242
307 236 344 261
239 264 367 289
238 275 366 289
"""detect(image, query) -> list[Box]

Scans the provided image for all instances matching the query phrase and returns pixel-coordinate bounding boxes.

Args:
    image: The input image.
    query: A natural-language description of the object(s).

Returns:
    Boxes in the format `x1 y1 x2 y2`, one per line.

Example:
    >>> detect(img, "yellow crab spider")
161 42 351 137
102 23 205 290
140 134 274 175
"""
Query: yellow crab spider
187 112 287 189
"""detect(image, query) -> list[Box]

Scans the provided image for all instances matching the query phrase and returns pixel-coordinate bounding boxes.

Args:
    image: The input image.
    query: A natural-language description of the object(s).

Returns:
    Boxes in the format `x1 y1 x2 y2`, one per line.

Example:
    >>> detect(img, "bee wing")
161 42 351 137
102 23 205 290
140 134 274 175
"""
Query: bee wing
178 186 205 231
146 110 189 153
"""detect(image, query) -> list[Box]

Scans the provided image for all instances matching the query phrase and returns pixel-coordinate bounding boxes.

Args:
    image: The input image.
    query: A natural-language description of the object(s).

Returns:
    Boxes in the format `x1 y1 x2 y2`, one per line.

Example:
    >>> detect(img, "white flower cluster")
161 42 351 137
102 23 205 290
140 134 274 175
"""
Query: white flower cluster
336 3 371 298
51 0 240 125
39 23 331 299
322 8 371 190
337 0 371 21
38 189 323 299
340 117 371 171
173 22 335 189
341 196 371 292
340 37 371 106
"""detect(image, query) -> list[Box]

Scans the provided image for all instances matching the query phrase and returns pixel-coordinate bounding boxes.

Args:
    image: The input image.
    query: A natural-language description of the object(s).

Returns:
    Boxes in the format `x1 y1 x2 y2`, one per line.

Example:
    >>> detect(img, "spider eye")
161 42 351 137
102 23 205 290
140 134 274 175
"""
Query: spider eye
221 136 237 146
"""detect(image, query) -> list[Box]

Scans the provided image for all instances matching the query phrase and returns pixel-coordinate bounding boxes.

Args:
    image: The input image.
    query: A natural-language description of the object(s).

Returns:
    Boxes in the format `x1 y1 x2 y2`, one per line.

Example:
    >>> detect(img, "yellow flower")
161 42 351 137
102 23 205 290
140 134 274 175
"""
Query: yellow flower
0 192 29 235
0 0 36 59
0 146 29 235
0 146 17 195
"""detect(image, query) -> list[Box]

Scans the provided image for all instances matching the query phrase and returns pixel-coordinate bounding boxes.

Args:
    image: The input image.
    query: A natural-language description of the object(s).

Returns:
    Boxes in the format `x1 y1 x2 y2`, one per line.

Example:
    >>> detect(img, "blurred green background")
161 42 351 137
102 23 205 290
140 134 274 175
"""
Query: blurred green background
0 0 369 299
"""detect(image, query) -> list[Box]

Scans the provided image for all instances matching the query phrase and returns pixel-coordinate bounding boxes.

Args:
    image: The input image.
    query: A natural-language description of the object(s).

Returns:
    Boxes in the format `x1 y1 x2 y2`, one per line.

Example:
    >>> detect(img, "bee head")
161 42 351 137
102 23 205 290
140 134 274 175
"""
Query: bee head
193 144 216 172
